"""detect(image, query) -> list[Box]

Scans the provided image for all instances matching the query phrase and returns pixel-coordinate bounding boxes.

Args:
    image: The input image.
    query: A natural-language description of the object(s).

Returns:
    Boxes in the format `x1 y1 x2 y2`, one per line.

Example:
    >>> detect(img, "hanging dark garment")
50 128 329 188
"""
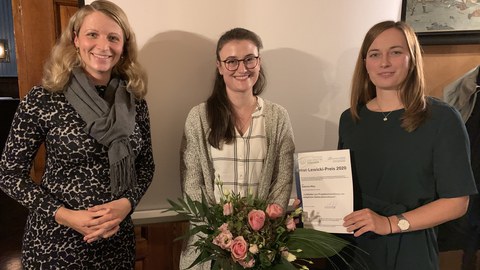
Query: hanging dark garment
438 66 480 252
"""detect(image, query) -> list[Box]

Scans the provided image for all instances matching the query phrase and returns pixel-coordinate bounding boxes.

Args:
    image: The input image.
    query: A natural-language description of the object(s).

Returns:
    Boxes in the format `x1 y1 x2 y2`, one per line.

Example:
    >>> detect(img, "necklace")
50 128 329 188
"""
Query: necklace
375 99 394 121
235 98 259 134
236 115 252 134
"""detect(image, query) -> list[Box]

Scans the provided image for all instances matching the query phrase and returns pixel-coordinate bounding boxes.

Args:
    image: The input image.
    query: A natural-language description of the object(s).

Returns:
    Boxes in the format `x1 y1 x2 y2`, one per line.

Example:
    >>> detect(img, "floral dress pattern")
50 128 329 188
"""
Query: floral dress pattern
0 86 155 269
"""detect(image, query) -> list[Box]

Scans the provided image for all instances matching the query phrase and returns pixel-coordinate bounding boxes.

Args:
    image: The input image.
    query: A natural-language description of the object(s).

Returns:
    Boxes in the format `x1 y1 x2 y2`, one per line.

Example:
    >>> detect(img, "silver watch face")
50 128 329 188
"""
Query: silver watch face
398 219 410 231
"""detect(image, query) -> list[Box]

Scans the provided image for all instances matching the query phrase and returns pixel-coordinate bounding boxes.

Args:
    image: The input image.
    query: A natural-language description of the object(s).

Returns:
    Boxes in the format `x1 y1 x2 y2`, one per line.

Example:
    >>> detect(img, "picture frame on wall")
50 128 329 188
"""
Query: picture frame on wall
401 0 480 45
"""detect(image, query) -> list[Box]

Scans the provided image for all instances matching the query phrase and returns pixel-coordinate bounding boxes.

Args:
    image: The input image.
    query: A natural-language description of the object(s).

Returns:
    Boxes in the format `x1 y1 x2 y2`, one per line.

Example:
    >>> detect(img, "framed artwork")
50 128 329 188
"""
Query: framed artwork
401 0 480 45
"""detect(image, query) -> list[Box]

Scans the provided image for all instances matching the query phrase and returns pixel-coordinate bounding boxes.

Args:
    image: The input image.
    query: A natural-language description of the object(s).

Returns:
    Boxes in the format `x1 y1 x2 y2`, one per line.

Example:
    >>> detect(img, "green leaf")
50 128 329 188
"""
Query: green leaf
173 234 189 242
185 249 212 269
270 258 298 270
287 228 348 258
178 199 190 213
165 198 185 212
189 224 211 236
197 192 209 217
186 194 199 217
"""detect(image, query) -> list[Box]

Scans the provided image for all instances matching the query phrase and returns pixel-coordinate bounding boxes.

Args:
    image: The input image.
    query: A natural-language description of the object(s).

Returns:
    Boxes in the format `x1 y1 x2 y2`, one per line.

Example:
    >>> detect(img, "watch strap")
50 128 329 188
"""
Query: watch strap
396 214 410 232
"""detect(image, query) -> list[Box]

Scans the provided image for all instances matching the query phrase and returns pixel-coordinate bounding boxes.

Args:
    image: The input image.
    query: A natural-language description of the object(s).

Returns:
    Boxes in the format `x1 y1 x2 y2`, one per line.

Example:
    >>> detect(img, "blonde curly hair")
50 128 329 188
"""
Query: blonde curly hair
42 0 147 99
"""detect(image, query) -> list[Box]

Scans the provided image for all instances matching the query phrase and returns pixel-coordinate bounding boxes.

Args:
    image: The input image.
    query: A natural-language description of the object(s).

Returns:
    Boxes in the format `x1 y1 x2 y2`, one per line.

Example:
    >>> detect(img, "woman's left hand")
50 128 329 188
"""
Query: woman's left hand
343 208 390 237
83 198 132 243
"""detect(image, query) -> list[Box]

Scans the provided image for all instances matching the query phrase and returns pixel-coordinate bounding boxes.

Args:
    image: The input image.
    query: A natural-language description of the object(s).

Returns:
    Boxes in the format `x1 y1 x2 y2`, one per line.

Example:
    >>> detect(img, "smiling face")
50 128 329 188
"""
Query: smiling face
74 11 124 85
365 28 411 92
217 39 261 95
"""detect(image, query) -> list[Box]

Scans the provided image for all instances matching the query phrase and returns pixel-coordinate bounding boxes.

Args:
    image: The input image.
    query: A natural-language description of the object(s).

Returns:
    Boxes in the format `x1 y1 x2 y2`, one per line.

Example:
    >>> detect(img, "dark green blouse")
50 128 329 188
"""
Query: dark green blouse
338 97 477 270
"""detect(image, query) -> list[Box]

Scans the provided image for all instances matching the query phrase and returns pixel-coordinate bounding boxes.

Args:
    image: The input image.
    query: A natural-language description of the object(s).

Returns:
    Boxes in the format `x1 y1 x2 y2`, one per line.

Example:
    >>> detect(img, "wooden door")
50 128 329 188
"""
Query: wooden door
12 0 79 182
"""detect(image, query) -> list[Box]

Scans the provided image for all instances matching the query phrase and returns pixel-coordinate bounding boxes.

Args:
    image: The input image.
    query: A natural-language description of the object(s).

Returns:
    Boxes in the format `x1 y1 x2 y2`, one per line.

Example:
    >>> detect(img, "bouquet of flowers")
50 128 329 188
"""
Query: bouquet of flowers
167 183 355 270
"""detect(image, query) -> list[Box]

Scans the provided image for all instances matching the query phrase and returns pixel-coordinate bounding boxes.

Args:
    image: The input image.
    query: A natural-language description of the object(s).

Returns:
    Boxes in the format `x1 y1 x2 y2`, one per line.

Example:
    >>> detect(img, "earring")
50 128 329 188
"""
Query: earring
75 47 79 53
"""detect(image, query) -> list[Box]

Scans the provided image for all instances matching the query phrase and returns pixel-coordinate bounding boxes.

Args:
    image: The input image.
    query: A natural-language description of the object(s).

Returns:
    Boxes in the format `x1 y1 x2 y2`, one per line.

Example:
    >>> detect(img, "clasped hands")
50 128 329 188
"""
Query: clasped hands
55 198 131 243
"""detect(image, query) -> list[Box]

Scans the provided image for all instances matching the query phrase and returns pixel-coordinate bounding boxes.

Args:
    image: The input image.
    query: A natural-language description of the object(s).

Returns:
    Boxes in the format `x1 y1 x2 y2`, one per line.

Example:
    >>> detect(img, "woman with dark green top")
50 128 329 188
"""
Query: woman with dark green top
337 20 477 270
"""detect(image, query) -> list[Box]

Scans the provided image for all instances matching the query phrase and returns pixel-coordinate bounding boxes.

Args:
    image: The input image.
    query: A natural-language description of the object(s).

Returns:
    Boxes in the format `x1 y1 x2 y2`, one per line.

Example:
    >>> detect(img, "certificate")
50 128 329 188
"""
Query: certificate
296 149 353 234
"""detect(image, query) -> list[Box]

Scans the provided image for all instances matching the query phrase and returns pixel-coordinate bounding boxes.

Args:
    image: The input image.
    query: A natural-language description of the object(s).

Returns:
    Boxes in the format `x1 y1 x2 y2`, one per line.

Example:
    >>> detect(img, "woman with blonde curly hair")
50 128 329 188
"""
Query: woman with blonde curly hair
0 0 154 268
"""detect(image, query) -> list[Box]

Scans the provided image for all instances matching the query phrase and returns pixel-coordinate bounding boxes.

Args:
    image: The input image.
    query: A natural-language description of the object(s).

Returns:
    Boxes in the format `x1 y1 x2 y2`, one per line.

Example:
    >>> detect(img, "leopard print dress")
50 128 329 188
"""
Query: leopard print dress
0 86 155 269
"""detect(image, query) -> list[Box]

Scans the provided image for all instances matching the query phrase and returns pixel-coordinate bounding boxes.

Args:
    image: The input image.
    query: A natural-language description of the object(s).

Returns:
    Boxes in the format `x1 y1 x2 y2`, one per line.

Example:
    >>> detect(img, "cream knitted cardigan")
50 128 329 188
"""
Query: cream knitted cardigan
179 99 295 270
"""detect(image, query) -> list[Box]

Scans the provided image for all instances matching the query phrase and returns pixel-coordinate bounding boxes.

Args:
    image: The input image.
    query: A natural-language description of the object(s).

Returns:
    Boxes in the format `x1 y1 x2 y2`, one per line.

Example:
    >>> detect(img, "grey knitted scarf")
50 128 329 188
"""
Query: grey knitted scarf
65 67 137 196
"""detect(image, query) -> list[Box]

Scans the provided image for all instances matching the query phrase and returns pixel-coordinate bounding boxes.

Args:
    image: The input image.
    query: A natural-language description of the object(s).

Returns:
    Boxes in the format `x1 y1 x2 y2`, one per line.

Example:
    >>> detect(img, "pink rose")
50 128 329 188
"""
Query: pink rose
285 216 296 231
218 223 229 232
213 230 233 250
238 258 255 268
223 202 233 216
231 236 248 261
248 209 265 231
266 203 284 219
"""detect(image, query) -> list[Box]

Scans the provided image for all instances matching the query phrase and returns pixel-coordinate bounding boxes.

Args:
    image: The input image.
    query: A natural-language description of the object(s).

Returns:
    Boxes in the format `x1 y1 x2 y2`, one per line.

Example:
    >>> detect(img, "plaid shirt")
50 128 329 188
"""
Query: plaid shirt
212 97 266 202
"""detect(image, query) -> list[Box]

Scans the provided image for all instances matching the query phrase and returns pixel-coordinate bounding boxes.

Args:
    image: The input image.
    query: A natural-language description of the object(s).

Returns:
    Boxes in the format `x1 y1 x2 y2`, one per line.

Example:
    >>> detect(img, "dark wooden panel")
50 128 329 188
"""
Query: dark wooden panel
0 98 19 152
0 76 19 98
135 221 189 270
0 176 27 269
135 226 147 265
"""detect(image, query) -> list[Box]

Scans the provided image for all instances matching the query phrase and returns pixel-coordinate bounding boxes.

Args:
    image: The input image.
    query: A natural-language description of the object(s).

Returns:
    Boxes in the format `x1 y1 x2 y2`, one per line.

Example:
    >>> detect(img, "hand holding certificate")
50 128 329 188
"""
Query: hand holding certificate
296 149 353 234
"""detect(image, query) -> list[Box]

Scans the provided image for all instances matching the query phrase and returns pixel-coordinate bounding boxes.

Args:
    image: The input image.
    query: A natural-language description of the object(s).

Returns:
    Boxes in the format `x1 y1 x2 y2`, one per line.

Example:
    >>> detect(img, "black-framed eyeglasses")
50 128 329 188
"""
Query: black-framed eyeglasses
220 56 259 71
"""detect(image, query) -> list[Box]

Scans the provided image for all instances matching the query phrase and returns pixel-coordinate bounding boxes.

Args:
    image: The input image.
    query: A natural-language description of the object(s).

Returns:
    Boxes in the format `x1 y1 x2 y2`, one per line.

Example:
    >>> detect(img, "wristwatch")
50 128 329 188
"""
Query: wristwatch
396 214 410 232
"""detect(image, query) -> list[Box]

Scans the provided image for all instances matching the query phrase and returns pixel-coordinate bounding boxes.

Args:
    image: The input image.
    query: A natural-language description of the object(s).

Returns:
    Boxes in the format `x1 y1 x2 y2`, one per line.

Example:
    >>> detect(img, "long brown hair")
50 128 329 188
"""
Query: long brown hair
207 28 266 148
42 0 147 99
350 20 427 132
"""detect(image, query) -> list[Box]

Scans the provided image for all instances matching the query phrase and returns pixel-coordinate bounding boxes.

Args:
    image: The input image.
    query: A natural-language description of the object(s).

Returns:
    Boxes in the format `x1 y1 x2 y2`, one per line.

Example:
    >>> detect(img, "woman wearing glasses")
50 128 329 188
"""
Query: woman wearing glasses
179 27 295 269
